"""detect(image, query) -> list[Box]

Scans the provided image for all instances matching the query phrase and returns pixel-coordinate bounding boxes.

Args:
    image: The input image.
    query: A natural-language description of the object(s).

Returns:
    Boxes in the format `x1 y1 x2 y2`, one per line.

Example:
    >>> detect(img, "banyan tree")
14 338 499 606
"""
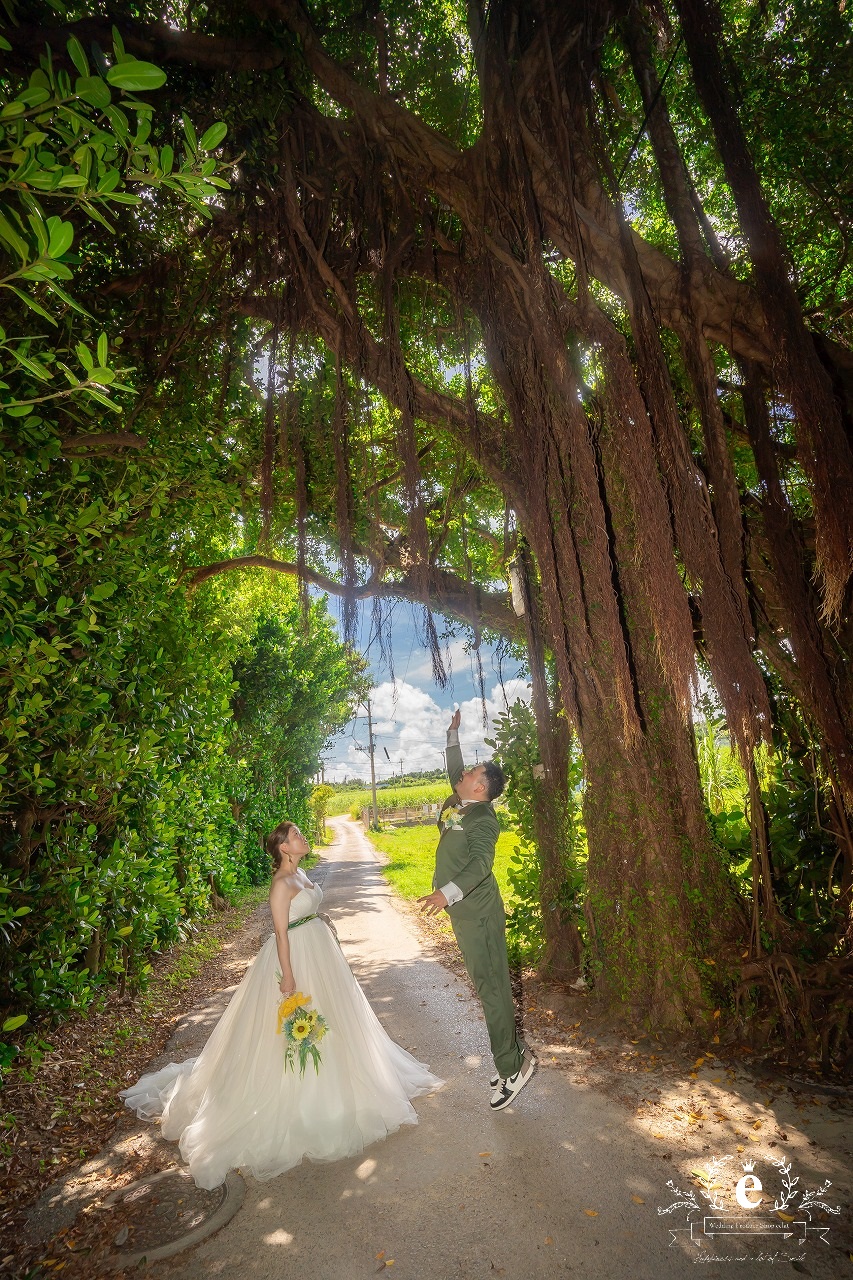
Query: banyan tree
9 0 852 1038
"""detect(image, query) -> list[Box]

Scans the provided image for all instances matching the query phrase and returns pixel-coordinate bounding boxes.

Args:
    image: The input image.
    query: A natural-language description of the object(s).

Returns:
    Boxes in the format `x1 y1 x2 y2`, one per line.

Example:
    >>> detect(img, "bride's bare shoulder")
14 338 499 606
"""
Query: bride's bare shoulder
269 872 300 899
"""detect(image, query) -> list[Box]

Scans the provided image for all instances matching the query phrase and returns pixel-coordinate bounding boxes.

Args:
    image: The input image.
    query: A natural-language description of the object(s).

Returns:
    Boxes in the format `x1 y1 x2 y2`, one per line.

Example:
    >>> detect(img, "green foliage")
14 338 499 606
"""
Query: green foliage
311 783 334 838
700 698 844 956
487 700 587 964
0 41 362 1060
228 603 367 875
1 33 229 418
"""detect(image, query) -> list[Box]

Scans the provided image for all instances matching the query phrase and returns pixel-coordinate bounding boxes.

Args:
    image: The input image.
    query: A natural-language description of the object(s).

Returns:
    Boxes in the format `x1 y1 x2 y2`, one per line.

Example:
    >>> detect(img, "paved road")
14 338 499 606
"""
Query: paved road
143 817 842 1280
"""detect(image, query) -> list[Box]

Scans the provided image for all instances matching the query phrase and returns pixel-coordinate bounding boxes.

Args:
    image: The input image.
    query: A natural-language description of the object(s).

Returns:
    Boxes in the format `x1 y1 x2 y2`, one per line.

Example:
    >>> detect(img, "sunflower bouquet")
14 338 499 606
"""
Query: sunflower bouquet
276 990 329 1075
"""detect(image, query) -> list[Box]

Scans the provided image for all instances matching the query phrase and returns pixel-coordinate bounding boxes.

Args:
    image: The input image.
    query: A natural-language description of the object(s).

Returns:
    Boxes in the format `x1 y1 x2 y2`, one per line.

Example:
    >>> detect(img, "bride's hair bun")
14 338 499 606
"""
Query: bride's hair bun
266 821 297 871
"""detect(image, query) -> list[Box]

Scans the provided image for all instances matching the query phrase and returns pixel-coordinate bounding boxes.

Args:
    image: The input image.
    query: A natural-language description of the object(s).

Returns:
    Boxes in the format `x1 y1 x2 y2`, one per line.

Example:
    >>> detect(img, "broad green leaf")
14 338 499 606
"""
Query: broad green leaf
106 61 167 92
96 169 122 194
67 36 89 78
0 210 30 260
18 87 51 108
2 1015 28 1032
12 353 53 382
83 387 121 410
104 104 129 143
1 285 57 324
75 76 111 111
28 211 50 255
76 342 94 371
97 332 108 366
199 121 228 151
43 280 92 317
182 112 198 154
47 217 74 259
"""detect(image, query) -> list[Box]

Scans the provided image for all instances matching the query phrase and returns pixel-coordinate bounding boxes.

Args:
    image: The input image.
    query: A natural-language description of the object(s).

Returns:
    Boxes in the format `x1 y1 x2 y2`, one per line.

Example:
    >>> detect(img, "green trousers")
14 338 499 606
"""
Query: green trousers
450 906 525 1080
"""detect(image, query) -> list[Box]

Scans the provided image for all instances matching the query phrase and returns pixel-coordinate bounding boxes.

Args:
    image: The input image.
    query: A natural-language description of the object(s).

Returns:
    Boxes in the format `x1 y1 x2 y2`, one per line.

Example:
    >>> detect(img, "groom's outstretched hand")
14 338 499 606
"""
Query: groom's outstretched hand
448 709 461 732
418 889 448 916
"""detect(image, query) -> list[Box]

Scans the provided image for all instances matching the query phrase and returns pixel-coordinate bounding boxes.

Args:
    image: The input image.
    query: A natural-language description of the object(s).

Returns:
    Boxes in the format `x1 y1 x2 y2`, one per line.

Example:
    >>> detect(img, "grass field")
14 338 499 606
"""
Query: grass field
326 781 449 818
366 824 522 906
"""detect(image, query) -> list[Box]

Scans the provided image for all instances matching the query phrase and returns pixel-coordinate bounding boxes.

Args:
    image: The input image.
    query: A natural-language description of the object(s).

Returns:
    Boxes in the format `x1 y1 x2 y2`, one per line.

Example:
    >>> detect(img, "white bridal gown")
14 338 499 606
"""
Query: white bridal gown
121 881 442 1189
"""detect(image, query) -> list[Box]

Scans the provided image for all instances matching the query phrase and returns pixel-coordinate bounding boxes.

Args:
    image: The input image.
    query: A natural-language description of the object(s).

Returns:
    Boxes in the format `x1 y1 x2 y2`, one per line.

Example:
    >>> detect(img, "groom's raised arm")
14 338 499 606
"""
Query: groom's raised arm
446 708 464 787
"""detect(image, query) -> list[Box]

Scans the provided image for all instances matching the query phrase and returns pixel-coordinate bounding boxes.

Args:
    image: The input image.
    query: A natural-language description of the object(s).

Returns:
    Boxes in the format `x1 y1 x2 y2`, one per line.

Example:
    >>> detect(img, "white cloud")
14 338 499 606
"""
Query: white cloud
323 676 531 783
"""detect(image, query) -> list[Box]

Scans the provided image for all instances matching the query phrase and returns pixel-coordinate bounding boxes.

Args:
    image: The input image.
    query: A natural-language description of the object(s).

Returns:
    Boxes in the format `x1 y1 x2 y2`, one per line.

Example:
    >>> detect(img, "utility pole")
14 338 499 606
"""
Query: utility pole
366 697 379 827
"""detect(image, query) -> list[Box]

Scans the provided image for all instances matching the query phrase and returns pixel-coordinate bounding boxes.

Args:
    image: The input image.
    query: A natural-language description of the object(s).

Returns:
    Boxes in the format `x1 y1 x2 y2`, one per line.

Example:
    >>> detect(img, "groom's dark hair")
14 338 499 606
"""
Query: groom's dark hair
482 760 505 801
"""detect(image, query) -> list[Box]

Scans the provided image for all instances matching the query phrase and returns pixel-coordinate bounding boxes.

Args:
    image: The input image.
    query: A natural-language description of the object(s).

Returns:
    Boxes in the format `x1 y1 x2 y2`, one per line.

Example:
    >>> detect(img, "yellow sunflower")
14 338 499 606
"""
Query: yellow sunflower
291 1018 312 1040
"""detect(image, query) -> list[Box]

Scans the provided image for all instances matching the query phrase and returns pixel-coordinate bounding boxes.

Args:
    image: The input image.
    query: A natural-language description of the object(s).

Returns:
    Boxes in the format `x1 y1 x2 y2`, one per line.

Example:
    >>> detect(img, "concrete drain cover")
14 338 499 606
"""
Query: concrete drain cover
105 1167 245 1267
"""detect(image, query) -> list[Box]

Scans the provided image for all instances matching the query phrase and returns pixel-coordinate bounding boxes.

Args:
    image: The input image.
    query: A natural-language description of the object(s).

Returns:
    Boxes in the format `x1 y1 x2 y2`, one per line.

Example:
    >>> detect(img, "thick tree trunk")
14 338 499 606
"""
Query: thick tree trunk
478 274 745 1028
527 420 744 1029
516 543 584 981
581 698 741 1027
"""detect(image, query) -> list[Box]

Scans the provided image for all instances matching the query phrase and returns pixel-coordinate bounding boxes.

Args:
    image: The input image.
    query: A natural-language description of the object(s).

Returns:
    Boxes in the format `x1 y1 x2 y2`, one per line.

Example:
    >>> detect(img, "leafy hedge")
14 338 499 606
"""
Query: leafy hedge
0 37 364 1062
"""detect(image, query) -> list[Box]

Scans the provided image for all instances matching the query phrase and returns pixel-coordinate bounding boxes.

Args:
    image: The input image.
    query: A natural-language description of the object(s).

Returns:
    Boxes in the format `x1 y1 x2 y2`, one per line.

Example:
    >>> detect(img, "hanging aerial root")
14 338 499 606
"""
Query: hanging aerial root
735 952 853 1067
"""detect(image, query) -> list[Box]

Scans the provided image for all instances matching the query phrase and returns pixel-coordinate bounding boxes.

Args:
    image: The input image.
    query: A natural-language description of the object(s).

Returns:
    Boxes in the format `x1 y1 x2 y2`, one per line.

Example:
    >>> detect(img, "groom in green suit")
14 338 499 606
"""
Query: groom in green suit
419 710 536 1110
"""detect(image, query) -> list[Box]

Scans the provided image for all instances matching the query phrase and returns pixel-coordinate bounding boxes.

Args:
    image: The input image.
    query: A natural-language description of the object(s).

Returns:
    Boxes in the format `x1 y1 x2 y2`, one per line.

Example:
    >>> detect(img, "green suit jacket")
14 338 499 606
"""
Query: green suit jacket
433 739 503 923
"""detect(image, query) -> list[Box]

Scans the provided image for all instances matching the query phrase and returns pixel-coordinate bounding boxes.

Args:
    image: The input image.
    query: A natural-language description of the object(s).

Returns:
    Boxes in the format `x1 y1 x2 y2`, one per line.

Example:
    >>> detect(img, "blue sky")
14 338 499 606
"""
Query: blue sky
322 596 530 783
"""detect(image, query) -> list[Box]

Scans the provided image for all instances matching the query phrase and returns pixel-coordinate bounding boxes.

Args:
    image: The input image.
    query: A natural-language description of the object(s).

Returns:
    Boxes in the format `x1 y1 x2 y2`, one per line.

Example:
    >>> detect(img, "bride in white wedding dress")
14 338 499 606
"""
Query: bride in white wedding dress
121 820 443 1189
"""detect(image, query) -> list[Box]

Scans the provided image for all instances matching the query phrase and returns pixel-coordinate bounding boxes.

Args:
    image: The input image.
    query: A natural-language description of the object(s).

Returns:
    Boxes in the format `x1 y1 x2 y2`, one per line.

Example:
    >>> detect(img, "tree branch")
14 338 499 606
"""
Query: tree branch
59 431 148 455
9 19 286 73
182 553 521 639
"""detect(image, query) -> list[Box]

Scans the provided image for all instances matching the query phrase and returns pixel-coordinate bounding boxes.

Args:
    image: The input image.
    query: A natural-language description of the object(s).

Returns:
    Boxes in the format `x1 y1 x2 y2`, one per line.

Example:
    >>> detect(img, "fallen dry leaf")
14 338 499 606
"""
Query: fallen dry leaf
376 1252 385 1261
584 1209 599 1217
544 1237 553 1245
630 1195 645 1205
478 1152 492 1158
777 1212 796 1223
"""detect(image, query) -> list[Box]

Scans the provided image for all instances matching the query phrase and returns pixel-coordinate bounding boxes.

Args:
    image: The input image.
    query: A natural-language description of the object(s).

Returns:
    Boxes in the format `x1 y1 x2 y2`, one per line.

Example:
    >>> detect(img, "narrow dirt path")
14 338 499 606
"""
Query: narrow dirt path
24 818 852 1279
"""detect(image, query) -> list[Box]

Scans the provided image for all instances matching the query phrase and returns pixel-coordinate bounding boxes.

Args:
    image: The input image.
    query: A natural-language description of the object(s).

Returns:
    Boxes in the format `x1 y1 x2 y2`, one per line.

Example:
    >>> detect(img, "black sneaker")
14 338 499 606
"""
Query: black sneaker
489 1052 537 1111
